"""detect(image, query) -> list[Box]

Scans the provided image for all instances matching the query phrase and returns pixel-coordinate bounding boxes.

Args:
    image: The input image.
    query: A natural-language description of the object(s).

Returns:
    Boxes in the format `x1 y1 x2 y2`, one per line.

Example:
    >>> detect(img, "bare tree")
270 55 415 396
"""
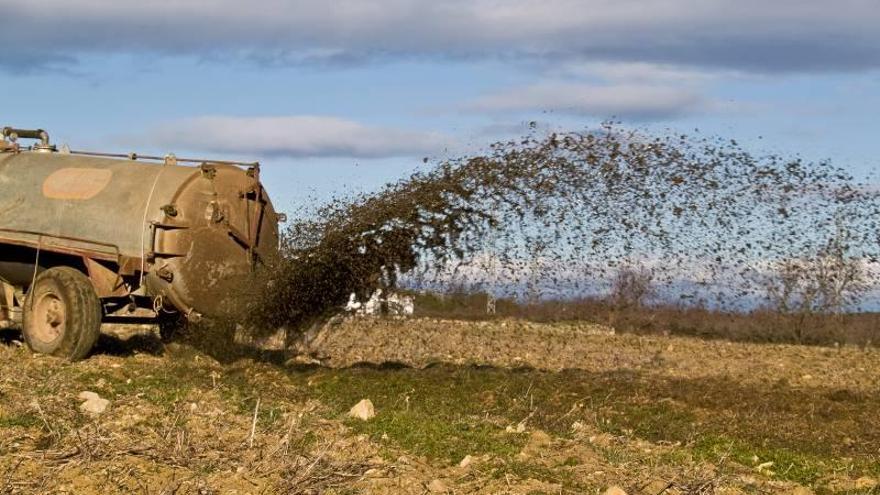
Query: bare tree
766 226 867 316
610 264 655 308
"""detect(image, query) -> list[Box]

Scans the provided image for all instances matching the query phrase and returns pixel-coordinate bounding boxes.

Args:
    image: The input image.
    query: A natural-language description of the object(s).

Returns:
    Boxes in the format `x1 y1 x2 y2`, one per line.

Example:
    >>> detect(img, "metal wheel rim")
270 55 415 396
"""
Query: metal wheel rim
31 291 66 344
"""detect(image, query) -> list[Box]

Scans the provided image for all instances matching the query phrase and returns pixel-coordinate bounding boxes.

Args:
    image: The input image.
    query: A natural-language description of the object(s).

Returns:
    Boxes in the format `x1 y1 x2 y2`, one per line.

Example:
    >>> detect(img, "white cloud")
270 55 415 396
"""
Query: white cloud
144 116 448 158
464 82 710 120
558 61 727 85
1 1 879 73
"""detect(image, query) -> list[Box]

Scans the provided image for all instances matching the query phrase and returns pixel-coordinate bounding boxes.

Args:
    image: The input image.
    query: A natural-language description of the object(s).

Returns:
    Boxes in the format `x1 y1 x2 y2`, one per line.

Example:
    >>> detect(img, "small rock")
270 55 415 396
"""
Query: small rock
285 355 322 366
348 399 375 421
588 433 614 447
603 486 627 495
78 391 109 415
505 421 526 433
855 477 878 490
756 461 775 474
519 430 552 458
786 487 814 495
459 455 474 468
716 488 746 495
739 475 757 486
427 479 448 493
643 481 672 494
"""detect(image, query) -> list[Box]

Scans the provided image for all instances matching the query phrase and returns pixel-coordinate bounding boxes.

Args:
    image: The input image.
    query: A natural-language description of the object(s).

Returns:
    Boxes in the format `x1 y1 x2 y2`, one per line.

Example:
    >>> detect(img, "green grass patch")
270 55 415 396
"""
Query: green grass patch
692 434 825 485
299 363 878 482
0 412 40 428
491 459 578 486
691 435 880 489
76 365 203 408
350 410 523 462
313 366 538 462
600 401 698 441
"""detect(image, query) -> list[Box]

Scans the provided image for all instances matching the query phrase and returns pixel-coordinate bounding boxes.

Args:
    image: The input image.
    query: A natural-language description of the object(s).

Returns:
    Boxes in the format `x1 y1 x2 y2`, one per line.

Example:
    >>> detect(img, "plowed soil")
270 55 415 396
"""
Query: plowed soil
0 318 877 494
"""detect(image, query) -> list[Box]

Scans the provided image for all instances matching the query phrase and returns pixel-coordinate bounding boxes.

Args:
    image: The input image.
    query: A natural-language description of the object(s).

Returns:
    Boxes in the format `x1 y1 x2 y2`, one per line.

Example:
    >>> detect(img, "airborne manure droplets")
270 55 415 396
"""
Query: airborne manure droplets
245 124 880 340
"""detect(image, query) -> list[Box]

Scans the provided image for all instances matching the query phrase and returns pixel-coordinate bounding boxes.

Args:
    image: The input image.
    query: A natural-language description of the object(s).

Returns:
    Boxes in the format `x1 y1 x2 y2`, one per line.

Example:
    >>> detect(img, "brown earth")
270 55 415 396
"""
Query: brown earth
0 318 877 494
302 318 880 393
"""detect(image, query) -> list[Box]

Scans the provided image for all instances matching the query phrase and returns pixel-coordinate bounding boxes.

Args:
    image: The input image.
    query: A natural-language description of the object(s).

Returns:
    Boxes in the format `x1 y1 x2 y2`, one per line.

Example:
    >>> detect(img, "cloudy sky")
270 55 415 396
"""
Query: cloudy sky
2 0 878 210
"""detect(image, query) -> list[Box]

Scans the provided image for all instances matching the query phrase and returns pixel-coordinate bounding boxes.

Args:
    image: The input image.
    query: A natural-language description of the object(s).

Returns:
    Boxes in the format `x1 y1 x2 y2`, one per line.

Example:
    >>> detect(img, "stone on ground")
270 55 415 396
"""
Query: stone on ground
519 430 552 458
427 479 448 493
642 480 673 494
78 391 110 415
855 477 878 490
348 399 375 421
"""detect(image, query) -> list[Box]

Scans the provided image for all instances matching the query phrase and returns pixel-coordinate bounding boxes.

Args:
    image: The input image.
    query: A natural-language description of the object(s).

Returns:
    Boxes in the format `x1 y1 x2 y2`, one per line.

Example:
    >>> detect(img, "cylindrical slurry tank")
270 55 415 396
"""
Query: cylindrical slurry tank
0 128 281 358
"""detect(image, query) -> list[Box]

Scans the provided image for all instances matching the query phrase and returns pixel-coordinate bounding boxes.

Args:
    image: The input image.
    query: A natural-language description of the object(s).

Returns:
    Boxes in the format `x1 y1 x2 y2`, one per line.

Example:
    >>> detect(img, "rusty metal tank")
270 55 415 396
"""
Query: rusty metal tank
0 127 280 323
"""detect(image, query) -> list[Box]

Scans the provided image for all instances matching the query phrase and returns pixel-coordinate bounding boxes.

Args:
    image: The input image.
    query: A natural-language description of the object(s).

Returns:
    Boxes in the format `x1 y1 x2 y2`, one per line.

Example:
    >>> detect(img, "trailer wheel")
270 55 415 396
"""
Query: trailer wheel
22 267 102 361
158 313 184 342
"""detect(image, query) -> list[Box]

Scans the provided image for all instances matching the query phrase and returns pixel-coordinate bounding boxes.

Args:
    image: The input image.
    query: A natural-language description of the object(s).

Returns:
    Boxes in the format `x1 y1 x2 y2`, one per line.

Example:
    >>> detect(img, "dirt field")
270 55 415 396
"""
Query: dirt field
0 318 878 494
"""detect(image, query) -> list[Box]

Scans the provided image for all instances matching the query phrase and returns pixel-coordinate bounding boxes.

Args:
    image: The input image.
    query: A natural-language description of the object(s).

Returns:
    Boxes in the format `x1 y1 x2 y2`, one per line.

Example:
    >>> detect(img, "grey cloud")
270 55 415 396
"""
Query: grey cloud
559 62 726 85
0 51 76 74
464 82 711 121
143 116 448 159
0 1 878 74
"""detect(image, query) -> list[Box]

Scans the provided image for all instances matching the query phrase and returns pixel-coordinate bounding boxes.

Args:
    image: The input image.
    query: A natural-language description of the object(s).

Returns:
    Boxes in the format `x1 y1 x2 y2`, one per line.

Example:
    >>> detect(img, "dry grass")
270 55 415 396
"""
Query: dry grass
1 319 878 494
413 291 880 347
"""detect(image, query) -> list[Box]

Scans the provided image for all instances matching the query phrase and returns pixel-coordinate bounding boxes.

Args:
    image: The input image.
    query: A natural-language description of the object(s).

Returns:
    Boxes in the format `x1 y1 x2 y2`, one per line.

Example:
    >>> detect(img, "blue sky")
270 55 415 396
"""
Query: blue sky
2 1 878 213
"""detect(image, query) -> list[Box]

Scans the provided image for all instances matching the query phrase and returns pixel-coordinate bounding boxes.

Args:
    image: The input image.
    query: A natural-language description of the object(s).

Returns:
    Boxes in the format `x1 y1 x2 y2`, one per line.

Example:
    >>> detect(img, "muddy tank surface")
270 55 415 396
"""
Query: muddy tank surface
0 127 281 359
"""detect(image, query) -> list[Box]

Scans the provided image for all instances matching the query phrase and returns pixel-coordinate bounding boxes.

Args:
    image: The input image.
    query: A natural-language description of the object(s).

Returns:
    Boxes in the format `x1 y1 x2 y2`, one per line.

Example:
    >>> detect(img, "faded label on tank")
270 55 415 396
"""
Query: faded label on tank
42 168 113 200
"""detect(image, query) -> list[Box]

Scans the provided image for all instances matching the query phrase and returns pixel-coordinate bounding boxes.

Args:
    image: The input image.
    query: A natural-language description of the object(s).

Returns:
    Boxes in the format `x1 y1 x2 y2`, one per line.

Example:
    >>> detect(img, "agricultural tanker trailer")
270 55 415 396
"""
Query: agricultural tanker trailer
0 127 281 360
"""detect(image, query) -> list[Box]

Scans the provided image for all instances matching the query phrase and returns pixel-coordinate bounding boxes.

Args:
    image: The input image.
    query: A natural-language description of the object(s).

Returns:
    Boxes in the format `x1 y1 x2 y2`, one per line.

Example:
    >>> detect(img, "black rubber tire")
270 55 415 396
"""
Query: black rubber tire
22 267 102 361
158 313 185 342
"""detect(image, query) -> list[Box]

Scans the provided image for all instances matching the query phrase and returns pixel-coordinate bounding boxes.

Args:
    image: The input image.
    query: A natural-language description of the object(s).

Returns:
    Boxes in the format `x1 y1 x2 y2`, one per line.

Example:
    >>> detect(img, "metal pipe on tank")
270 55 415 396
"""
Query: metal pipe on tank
1 127 51 148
